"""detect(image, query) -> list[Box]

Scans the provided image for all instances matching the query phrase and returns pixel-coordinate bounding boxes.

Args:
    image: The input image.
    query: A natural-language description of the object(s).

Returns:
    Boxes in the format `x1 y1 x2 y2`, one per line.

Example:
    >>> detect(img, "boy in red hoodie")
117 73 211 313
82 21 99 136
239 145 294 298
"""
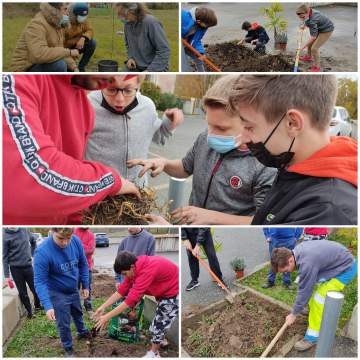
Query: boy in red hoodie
229 75 357 225
2 74 140 225
94 252 179 358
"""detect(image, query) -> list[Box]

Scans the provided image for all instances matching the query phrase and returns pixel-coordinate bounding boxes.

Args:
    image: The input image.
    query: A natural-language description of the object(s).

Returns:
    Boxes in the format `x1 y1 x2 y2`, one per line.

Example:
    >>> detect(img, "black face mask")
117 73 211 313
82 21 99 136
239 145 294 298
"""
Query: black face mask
101 95 138 115
247 112 295 169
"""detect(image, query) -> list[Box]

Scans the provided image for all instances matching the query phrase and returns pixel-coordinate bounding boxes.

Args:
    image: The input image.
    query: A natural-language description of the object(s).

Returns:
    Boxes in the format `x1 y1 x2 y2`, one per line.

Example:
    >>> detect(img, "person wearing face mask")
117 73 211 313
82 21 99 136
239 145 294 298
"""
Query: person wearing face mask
85 75 183 188
3 228 42 319
181 7 218 72
34 228 91 357
9 3 80 72
229 75 357 225
64 3 96 72
296 4 334 72
128 75 276 225
3 74 141 225
93 251 179 358
115 3 170 72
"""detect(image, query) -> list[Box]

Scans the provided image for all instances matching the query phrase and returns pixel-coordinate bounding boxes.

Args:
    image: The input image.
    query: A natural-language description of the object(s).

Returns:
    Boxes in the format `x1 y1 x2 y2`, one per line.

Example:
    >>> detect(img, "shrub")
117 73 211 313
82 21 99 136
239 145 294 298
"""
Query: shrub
158 92 183 111
140 81 161 108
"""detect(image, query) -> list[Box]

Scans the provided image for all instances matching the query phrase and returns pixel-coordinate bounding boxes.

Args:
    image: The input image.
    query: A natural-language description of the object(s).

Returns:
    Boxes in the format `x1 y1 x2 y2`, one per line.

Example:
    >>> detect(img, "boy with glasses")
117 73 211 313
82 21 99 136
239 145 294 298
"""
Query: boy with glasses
85 75 184 187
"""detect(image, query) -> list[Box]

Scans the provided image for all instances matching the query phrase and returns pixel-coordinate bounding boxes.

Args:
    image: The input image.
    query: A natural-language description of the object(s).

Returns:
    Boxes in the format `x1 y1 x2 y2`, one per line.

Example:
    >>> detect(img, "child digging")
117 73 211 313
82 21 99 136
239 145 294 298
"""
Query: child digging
94 251 179 358
128 75 276 225
238 21 270 54
296 4 334 72
229 75 357 225
271 240 357 351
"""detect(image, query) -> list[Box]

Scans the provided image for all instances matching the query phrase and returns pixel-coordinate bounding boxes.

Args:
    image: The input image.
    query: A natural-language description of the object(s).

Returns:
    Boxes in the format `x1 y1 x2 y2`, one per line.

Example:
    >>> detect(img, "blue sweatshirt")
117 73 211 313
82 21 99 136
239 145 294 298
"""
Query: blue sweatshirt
263 228 303 247
115 229 156 283
34 235 89 311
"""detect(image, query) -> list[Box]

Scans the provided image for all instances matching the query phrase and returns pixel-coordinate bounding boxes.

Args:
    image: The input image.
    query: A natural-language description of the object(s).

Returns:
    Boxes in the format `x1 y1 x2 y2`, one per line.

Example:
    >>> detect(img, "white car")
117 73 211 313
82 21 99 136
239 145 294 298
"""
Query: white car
329 106 353 137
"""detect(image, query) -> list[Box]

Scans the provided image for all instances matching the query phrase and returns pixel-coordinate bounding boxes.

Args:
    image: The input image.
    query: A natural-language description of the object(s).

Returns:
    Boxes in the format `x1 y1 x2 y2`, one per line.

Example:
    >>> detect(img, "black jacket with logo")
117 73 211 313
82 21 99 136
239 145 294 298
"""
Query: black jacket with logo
252 170 357 225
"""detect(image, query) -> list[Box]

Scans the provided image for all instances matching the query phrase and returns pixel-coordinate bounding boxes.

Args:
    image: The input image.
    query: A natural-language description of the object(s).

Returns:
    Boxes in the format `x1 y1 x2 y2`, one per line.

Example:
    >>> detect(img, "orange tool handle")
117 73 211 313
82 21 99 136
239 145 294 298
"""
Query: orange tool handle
181 39 221 72
195 254 230 294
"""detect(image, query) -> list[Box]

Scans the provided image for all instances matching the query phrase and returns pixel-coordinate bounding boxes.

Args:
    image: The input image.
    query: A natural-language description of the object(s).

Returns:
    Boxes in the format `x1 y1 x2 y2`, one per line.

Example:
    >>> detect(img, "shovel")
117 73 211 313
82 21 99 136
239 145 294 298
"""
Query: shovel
194 254 235 304
294 27 305 72
260 322 288 357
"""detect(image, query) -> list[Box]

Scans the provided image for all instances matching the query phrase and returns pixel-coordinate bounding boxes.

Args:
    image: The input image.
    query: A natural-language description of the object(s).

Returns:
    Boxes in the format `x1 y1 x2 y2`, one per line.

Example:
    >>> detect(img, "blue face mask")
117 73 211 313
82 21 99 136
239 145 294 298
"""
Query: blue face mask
60 15 69 26
207 134 237 154
77 15 87 23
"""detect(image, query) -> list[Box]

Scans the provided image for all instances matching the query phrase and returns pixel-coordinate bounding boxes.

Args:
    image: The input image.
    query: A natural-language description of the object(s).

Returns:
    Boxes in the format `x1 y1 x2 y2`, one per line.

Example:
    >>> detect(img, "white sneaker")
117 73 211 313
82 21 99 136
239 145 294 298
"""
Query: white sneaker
143 351 160 358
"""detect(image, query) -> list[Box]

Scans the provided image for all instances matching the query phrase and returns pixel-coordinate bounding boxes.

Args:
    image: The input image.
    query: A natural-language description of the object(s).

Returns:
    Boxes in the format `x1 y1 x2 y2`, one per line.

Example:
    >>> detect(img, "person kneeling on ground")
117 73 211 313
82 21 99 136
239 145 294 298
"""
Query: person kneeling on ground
94 251 179 358
10 3 79 72
128 75 276 225
296 3 334 72
271 240 357 351
181 7 218 72
65 3 96 72
238 21 270 54
34 228 91 357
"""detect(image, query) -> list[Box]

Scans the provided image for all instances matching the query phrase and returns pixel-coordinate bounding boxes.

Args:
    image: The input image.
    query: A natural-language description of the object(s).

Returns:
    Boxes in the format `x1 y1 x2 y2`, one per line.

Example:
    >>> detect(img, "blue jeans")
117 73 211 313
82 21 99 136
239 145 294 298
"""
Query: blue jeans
78 38 96 71
28 59 67 72
268 241 296 285
49 290 89 349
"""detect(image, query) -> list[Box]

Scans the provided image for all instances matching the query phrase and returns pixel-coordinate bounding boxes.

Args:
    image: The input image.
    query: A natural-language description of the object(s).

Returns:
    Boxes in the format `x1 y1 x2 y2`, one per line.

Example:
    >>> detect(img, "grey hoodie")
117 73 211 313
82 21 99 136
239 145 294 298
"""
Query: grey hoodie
85 91 173 187
292 240 354 315
305 9 334 37
124 14 170 71
182 130 277 215
3 229 37 278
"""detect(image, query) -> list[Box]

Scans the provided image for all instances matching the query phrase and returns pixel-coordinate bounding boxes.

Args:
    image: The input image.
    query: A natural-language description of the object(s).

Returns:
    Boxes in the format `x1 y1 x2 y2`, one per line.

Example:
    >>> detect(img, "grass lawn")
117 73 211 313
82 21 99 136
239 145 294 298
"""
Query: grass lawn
239 264 357 329
3 7 179 71
4 298 104 357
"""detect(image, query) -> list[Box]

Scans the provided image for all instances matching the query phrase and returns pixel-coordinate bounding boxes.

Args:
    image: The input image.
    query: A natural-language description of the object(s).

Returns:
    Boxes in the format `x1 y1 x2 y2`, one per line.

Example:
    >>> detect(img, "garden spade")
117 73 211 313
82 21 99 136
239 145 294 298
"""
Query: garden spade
260 322 288 357
194 254 235 304
294 27 305 72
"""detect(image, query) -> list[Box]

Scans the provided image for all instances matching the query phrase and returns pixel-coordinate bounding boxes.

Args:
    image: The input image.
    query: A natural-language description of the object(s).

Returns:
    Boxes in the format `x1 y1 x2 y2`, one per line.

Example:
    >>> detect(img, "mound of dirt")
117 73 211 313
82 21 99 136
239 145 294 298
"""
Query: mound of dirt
205 42 294 72
92 274 116 298
182 291 307 357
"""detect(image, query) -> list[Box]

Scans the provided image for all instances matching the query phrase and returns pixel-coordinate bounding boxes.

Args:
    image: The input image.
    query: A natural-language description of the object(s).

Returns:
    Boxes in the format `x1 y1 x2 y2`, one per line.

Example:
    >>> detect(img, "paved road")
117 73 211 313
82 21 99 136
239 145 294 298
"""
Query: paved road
182 3 357 71
181 227 269 307
93 244 179 271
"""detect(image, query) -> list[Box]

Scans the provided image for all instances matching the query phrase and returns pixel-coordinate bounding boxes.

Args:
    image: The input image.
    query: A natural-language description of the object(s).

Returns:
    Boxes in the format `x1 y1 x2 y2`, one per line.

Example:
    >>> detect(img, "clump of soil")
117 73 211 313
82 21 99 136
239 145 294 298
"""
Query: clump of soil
92 274 117 298
182 291 307 357
82 188 166 225
205 42 294 72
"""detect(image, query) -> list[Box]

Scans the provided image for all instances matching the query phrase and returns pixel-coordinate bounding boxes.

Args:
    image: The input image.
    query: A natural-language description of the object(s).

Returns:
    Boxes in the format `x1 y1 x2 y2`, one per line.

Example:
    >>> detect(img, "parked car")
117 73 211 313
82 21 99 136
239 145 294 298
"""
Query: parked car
329 106 353 137
95 233 110 247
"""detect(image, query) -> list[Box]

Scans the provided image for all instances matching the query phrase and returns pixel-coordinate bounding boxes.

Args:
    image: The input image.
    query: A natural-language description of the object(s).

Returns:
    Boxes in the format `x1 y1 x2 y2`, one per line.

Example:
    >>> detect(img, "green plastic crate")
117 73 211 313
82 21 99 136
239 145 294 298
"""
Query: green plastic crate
108 298 144 343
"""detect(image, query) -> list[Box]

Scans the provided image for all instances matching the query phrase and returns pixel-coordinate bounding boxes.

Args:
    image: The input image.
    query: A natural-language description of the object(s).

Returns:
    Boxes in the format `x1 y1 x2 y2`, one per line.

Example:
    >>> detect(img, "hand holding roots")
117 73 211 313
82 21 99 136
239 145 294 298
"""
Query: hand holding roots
82 188 170 225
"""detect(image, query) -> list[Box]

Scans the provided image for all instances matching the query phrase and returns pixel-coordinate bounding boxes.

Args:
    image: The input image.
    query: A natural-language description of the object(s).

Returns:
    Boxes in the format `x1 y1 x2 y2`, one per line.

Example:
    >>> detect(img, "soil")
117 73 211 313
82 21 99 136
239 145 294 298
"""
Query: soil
205 42 294 72
34 274 178 357
182 291 307 357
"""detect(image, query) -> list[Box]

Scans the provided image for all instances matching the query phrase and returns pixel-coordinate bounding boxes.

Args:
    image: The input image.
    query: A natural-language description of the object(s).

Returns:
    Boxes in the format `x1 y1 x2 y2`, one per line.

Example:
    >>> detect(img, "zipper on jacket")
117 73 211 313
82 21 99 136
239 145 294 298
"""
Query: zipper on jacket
125 115 129 178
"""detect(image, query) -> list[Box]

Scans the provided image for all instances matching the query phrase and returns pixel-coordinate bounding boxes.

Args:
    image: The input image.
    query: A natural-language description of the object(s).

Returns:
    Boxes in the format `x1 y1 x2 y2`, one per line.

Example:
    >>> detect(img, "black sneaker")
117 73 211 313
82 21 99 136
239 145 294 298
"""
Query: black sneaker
262 282 275 289
186 280 200 291
217 279 229 289
64 347 75 357
77 331 92 340
27 312 34 319
283 283 295 290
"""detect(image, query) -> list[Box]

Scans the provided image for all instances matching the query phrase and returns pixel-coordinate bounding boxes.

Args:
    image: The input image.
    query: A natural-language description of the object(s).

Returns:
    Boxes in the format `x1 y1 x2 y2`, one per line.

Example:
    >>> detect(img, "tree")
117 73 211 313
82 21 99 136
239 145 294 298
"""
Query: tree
337 78 357 120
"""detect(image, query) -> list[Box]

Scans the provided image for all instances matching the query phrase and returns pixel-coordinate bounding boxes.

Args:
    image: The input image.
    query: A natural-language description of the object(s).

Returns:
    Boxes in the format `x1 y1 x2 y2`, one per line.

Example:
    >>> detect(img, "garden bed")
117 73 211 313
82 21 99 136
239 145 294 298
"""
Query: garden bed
182 290 307 357
205 42 294 72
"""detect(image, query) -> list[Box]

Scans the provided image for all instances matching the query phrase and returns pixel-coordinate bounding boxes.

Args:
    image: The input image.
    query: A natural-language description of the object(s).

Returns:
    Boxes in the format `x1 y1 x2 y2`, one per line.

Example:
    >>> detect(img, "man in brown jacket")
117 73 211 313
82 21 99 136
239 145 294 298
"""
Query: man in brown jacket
10 3 79 72
65 3 96 72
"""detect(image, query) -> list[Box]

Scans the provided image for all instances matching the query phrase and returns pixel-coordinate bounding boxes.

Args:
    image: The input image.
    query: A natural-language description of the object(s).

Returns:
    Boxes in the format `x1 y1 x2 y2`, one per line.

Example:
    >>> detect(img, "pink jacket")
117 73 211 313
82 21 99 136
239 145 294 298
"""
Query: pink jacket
73 228 95 269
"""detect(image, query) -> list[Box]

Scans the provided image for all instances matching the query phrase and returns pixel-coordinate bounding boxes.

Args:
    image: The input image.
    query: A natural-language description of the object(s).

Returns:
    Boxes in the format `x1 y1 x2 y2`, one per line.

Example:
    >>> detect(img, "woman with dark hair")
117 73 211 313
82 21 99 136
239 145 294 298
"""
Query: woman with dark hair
94 251 179 358
10 3 80 72
115 3 170 72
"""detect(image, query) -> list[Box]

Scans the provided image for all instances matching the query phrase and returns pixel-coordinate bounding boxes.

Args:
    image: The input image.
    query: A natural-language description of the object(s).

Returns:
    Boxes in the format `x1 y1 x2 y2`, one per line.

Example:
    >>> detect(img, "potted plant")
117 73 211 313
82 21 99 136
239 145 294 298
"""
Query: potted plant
260 3 288 50
230 257 246 279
